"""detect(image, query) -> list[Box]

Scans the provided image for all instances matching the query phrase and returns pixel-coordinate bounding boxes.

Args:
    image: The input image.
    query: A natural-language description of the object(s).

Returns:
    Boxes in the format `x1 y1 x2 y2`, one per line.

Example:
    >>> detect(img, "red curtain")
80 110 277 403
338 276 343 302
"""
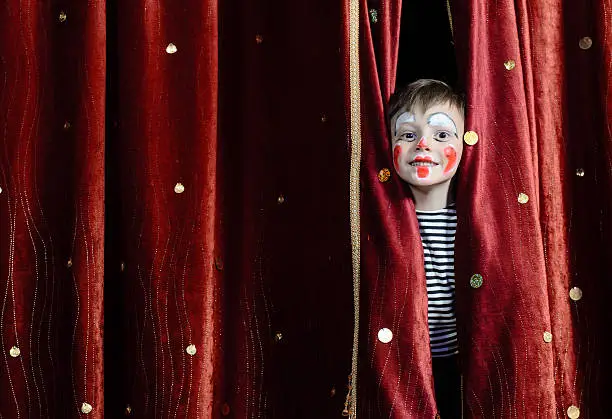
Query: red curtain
111 0 354 417
110 1 220 417
0 2 105 417
2 0 355 417
452 0 612 416
361 0 612 418
1 0 611 418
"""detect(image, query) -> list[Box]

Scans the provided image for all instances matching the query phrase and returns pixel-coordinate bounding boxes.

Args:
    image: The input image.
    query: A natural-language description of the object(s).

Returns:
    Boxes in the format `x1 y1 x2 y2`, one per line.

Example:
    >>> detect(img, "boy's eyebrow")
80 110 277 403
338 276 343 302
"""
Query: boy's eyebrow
427 112 457 134
394 111 416 134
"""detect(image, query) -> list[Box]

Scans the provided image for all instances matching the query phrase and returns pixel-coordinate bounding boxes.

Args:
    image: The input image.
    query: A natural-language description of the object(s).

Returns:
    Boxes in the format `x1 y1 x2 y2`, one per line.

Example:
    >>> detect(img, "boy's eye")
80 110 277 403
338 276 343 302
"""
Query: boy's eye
398 132 417 141
435 131 452 141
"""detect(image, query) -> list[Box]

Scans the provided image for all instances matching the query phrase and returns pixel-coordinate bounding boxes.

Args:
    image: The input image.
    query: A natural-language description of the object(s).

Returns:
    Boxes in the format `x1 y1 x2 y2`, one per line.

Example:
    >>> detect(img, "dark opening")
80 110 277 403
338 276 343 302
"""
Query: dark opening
395 0 457 90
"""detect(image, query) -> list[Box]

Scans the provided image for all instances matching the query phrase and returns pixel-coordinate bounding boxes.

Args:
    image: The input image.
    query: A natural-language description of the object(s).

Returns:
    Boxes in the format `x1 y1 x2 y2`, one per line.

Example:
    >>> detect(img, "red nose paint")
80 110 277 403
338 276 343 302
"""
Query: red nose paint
443 146 457 174
393 145 402 171
417 137 428 149
417 167 430 178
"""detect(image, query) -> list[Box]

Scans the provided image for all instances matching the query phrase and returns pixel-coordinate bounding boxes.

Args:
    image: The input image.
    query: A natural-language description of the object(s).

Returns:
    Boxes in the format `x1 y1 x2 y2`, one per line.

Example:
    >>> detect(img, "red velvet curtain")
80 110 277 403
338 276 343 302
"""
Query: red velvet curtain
110 1 220 417
1 0 611 418
0 2 106 417
110 0 354 417
2 0 355 417
452 0 612 416
361 0 612 418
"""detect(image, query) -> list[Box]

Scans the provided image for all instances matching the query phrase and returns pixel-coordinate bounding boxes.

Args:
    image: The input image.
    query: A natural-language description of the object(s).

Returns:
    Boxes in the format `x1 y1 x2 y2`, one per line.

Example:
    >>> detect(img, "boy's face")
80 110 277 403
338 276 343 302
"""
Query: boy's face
390 102 464 189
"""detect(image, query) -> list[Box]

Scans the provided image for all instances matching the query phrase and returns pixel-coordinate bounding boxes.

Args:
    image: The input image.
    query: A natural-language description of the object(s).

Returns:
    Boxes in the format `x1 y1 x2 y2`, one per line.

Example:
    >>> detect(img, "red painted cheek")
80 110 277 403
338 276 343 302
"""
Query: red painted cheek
417 167 430 178
443 146 457 174
393 145 402 171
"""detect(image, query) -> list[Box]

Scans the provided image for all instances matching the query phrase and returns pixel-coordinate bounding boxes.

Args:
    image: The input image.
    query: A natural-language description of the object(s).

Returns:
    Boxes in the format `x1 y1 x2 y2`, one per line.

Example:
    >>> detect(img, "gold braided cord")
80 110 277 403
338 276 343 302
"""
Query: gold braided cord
348 0 361 416
446 0 455 40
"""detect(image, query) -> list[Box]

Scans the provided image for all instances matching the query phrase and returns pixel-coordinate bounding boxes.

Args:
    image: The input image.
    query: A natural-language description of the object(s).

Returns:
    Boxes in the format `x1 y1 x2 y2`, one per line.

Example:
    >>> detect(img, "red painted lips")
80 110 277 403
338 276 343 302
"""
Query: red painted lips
410 156 439 164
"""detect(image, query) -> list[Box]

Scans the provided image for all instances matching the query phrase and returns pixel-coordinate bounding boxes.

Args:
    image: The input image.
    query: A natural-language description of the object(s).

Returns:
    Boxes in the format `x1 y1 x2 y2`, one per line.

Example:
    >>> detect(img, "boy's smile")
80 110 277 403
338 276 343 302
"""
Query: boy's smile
391 102 464 188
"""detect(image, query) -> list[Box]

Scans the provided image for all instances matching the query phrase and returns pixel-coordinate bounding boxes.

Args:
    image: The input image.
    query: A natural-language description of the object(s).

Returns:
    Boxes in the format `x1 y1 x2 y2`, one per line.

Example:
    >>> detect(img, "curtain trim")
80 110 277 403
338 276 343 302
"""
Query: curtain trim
348 0 362 416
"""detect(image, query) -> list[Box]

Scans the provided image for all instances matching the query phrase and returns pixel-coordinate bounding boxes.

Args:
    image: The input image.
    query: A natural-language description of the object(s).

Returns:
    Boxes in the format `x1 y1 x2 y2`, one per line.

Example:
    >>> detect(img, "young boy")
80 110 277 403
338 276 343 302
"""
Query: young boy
388 79 465 417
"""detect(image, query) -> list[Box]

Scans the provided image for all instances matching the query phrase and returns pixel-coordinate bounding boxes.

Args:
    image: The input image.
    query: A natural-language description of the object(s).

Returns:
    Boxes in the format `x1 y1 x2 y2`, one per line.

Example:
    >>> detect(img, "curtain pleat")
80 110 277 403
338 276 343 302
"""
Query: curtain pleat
111 1 219 417
0 2 105 417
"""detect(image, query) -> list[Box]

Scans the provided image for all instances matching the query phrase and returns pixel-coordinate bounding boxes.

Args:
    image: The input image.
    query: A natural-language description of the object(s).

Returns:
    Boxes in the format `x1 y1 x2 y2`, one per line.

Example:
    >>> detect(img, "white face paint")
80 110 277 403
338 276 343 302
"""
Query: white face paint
427 112 457 136
390 103 465 194
394 112 416 135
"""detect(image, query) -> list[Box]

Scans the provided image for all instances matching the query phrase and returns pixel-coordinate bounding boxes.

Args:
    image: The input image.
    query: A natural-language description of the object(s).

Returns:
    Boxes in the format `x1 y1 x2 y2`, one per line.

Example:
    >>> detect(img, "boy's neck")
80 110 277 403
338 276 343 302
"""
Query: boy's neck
409 179 454 211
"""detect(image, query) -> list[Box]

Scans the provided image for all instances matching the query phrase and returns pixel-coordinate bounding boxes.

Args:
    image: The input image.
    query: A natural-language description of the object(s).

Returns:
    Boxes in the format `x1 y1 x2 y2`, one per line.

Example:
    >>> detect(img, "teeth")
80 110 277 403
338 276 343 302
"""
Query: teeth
411 162 436 167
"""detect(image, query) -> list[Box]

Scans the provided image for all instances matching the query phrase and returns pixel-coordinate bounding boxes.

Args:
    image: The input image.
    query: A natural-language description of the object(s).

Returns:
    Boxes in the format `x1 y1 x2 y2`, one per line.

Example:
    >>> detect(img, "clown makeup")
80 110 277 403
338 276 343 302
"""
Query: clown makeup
390 103 464 190
394 111 416 135
393 144 402 171
443 144 458 174
416 165 432 180
427 112 458 137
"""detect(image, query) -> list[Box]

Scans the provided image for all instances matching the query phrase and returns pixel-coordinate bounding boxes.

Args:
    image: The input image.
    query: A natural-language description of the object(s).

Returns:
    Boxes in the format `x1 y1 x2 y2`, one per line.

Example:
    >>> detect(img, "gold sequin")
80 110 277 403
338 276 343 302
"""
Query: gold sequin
369 9 378 24
569 287 583 301
166 43 178 54
330 387 337 397
186 344 197 356
518 193 529 204
504 59 516 70
81 402 93 414
543 331 553 343
321 115 327 123
567 405 580 418
463 131 479 146
0 186 3 194
576 168 585 177
378 168 391 183
578 37 592 50
377 328 393 343
59 11 67 23
120 261 125 272
277 195 285 204
63 121 71 130
174 182 185 194
470 273 483 289
214 257 224 271
9 346 20 358
66 258 73 268
221 403 231 416
255 34 263 44
274 332 283 342
125 405 133 415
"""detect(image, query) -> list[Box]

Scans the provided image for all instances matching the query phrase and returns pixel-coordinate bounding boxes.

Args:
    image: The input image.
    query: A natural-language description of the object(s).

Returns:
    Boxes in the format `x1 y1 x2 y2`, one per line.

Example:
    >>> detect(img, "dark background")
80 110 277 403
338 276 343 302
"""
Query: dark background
395 0 457 89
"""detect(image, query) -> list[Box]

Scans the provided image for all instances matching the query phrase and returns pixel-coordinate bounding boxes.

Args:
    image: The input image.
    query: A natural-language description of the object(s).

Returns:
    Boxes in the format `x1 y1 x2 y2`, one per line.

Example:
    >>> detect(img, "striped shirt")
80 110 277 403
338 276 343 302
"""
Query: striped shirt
416 204 459 358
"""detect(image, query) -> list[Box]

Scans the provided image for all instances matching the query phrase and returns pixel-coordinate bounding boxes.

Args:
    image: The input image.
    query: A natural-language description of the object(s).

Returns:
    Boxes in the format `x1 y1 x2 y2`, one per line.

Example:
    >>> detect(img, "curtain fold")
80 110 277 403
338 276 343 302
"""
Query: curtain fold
0 2 105 417
110 1 219 417
216 1 354 417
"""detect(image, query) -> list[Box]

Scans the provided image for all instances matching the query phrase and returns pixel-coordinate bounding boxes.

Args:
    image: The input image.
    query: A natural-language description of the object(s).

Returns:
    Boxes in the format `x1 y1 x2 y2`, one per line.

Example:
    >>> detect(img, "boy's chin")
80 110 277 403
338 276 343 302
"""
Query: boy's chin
400 173 451 189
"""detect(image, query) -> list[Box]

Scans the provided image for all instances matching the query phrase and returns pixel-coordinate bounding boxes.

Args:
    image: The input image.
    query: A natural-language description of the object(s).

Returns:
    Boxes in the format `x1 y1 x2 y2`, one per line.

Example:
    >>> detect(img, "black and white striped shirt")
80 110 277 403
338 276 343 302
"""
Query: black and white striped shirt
416 204 459 358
